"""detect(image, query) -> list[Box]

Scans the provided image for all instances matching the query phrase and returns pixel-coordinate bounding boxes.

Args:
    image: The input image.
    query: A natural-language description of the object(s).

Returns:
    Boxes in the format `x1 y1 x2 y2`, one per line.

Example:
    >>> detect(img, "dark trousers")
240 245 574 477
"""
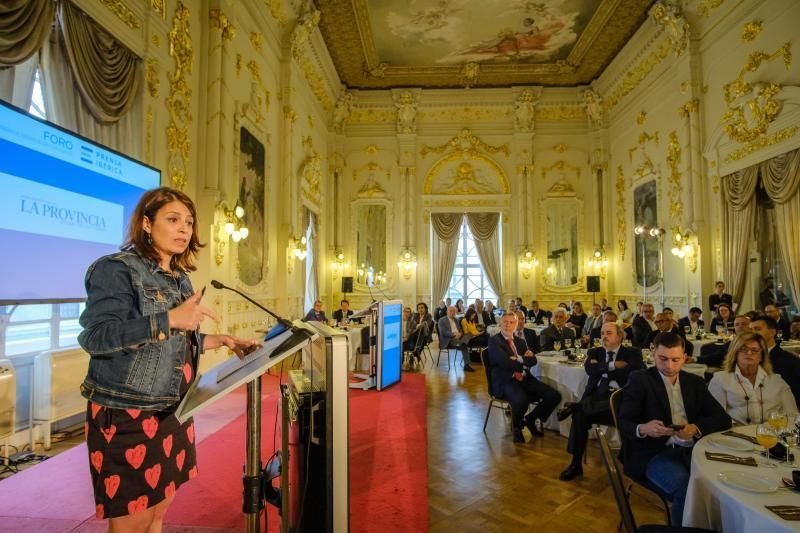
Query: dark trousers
446 337 471 366
566 394 615 465
501 377 562 429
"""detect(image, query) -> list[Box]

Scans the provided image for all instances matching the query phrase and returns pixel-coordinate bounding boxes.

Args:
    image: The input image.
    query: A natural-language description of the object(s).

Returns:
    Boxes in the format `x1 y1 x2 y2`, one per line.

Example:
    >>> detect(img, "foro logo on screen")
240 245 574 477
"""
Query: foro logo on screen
43 131 73 150
21 198 107 230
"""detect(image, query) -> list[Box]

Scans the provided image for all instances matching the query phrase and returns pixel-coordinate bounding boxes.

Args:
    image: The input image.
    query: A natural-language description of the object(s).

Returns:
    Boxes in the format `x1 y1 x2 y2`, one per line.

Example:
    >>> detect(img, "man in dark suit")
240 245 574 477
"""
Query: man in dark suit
437 306 475 372
765 304 791 340
631 303 657 347
332 299 354 325
644 313 694 357
688 314 751 368
488 312 561 442
708 281 733 313
751 316 800 407
513 310 540 354
527 300 550 325
619 332 731 525
677 307 705 336
539 308 577 351
558 322 644 481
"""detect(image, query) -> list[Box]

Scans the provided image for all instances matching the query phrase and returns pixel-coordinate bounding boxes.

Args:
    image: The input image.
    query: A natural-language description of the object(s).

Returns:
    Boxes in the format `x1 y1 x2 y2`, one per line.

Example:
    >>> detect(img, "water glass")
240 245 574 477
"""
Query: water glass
554 340 562 352
769 410 789 432
782 430 798 465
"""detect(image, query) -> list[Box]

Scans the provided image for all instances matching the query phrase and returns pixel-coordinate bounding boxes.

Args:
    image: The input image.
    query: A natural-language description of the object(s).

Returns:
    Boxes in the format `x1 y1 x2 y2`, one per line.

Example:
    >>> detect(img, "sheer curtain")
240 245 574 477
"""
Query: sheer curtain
430 213 464 303
760 148 800 306
466 212 503 297
720 166 759 309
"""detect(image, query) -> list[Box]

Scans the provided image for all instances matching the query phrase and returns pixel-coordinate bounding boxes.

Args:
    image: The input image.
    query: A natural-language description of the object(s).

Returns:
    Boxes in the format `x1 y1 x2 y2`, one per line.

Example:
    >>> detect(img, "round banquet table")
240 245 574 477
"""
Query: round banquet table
781 341 800 355
683 425 800 532
531 352 590 437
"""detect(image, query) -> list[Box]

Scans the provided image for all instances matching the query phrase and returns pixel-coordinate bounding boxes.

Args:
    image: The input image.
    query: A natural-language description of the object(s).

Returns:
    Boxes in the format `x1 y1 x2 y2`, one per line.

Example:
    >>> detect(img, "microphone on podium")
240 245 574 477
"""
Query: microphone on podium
210 279 294 331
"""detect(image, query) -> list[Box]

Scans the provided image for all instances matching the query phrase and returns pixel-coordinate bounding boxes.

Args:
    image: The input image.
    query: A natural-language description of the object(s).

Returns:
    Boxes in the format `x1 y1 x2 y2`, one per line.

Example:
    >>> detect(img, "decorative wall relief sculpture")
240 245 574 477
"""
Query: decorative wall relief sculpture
237 127 266 286
634 180 659 287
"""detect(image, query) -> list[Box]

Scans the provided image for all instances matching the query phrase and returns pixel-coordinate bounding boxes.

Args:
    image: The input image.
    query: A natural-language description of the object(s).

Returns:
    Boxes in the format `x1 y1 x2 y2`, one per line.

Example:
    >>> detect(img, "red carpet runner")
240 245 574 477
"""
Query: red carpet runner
0 373 428 532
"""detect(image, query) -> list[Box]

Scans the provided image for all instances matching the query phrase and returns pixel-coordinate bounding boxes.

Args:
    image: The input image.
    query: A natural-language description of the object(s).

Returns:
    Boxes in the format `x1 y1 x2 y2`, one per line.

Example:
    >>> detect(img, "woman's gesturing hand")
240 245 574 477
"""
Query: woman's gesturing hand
168 289 219 331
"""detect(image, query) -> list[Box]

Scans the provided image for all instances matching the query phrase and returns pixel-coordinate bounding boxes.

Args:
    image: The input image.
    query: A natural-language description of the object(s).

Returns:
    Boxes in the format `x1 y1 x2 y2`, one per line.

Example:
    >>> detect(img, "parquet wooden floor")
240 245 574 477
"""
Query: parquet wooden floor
423 349 669 532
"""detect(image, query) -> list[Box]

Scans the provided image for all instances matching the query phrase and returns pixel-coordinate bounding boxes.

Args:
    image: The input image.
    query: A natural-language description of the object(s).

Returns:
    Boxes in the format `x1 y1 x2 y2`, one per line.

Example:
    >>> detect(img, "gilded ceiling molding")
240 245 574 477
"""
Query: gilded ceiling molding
348 107 395 124
553 143 568 153
698 0 724 17
290 7 320 60
534 105 585 121
264 0 288 28
651 1 689 57
298 53 335 113
99 0 140 29
615 165 626 260
419 106 511 123
741 21 762 43
582 89 603 127
209 9 236 41
541 160 581 182
166 1 193 190
332 92 354 132
420 129 509 158
145 58 159 98
460 62 480 89
514 89 539 133
725 126 799 163
151 0 166 19
606 39 672 110
393 91 418 134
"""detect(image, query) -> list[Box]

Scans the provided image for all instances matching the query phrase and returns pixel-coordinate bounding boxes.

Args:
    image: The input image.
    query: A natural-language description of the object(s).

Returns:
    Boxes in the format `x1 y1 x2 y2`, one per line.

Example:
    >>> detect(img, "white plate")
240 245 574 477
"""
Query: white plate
709 434 754 452
718 470 778 493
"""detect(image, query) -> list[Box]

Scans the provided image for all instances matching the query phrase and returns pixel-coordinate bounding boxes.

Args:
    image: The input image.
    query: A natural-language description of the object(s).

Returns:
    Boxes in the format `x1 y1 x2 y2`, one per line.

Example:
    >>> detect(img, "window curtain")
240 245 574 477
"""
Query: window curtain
466 212 503 297
720 166 759 309
0 0 53 106
304 211 319 313
40 27 142 158
430 213 464 303
759 148 800 307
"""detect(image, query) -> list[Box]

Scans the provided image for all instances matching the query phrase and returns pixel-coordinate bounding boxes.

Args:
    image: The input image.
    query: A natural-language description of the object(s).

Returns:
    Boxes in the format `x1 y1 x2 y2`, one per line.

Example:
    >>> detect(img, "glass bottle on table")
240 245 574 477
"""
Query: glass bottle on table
756 423 779 468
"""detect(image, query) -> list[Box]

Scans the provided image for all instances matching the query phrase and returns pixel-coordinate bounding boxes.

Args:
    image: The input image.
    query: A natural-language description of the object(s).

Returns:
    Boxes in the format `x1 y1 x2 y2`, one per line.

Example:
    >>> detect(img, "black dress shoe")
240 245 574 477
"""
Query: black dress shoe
557 402 578 422
513 429 525 443
463 364 476 372
559 464 584 481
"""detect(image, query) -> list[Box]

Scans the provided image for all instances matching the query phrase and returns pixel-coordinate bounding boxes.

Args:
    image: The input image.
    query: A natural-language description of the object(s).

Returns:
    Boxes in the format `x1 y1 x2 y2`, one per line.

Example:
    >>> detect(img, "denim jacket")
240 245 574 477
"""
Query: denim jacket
78 249 204 410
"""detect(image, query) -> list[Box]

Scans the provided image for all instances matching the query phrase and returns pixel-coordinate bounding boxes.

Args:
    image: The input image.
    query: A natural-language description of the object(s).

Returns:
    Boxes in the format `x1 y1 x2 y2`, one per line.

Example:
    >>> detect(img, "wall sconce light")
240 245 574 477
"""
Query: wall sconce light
397 249 418 280
671 230 698 272
222 202 249 243
587 248 609 278
293 235 307 260
330 249 349 278
519 249 539 280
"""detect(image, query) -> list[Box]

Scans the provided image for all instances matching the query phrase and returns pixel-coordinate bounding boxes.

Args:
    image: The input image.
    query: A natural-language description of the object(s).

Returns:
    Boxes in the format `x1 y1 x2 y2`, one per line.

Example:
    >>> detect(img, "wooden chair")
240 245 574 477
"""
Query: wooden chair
480 349 513 434
595 427 713 533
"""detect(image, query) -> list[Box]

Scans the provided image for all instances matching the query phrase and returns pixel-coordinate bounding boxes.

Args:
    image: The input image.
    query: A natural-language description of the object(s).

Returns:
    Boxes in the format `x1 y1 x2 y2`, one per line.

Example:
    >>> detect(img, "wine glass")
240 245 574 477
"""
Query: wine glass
756 423 779 468
565 338 573 349
554 340 562 352
593 338 601 348
769 410 788 432
777 330 784 343
683 325 691 335
782 430 798 465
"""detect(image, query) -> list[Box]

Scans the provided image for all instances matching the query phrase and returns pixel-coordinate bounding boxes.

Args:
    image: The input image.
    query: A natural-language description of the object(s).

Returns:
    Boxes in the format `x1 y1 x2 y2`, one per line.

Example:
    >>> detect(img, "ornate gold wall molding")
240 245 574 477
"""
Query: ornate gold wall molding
245 60 271 122
606 39 672 110
665 131 682 233
535 104 585 120
741 21 762 42
145 58 159 98
698 0 724 17
615 165 626 260
420 129 509 158
99 0 140 29
423 151 510 194
725 126 799 163
250 32 263 52
145 105 153 163
651 1 689 57
419 106 511 123
297 53 334 112
166 1 193 190
541 160 581 182
209 9 236 41
677 98 698 119
352 161 391 182
348 107 395 124
264 0 288 28
151 0 165 19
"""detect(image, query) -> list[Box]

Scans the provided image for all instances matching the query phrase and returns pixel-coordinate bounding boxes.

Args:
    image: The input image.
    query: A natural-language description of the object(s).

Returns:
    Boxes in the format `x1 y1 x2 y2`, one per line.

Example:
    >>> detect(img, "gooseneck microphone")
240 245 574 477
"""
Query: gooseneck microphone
210 279 294 330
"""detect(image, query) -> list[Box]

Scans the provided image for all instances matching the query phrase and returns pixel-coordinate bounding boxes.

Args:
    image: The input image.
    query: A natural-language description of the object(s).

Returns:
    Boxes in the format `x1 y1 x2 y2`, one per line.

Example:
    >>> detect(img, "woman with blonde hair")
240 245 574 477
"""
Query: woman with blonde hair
708 332 797 425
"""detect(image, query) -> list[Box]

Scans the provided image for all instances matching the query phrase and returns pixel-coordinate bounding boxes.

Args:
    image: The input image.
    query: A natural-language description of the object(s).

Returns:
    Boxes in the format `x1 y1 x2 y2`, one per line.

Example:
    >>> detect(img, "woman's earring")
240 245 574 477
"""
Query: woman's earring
146 233 153 245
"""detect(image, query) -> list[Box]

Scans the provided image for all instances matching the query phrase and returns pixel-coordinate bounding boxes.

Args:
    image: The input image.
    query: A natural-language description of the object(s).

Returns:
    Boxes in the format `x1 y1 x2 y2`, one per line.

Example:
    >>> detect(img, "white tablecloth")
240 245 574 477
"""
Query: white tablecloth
340 325 368 371
531 353 589 437
688 337 723 354
683 425 800 532
782 341 800 355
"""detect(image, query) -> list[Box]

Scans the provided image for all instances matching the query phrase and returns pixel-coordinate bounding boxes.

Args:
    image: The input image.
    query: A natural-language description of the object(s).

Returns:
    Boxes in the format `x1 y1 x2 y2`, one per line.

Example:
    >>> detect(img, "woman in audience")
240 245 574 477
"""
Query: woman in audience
709 303 734 335
455 298 465 314
462 308 488 348
408 302 434 366
708 332 798 425
484 300 497 324
617 299 633 323
567 301 587 331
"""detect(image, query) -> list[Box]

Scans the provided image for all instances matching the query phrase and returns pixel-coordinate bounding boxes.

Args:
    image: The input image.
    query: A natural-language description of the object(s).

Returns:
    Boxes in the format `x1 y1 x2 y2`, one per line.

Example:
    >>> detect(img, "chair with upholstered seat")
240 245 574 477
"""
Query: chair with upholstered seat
595 426 714 533
480 349 514 434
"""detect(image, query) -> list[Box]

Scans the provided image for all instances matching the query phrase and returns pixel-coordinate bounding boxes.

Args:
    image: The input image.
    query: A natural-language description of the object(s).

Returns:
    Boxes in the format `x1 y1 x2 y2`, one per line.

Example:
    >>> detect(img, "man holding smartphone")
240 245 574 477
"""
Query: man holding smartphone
618 332 731 525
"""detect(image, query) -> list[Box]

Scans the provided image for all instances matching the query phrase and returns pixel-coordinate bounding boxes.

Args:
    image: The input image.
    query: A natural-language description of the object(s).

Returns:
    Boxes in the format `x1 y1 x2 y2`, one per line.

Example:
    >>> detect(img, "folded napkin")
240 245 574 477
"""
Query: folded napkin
722 430 759 444
705 451 758 466
766 505 800 521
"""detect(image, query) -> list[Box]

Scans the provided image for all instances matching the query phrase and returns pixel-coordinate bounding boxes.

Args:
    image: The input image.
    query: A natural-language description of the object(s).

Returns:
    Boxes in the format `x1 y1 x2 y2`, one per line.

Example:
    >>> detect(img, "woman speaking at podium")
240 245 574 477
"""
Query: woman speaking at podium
78 187 259 531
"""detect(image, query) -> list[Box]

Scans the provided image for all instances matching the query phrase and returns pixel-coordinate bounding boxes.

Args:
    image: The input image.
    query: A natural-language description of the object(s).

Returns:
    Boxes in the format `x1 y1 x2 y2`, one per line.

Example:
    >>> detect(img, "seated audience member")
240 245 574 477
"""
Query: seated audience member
588 310 621 347
581 303 603 344
455 298 465 314
462 308 489 348
475 299 490 329
539 308 577 351
710 303 734 335
514 310 540 353
401 306 414 351
677 307 704 335
688 315 750 368
567 301 587 331
743 309 761 322
617 299 634 323
437 306 475 372
646 313 694 357
599 298 612 312
634 301 644 318
760 276 790 309
708 332 798 425
488 312 561 442
559 322 645 481
527 300 549 324
332 299 354 325
433 300 448 322
632 303 657 347
750 316 800 408
708 280 733 313
303 300 327 323
484 300 497 325
618 332 732 525
791 318 800 341
764 303 791 340
516 297 528 316
408 302 434 365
